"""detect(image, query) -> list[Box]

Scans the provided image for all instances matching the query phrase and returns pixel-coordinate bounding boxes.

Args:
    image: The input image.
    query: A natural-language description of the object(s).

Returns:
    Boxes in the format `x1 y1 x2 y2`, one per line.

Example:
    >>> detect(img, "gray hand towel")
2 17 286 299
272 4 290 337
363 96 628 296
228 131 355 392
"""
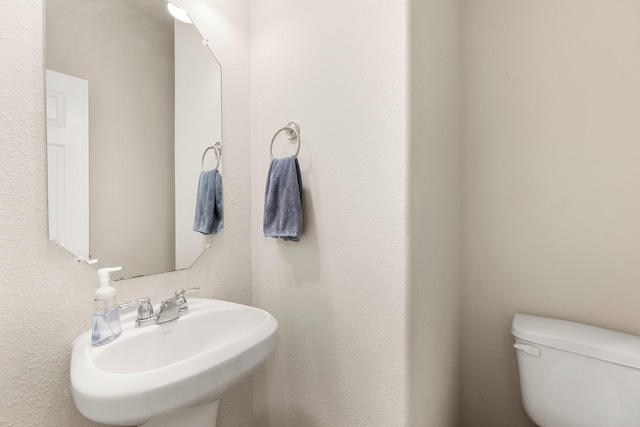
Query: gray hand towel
263 156 303 241
193 169 223 235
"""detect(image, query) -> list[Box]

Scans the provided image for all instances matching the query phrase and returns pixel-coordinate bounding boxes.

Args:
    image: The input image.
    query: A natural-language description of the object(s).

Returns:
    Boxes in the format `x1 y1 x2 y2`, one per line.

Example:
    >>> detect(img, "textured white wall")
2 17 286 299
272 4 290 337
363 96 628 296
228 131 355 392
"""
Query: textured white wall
409 0 462 425
0 1 252 426
462 1 640 426
250 0 410 425
2 0 465 425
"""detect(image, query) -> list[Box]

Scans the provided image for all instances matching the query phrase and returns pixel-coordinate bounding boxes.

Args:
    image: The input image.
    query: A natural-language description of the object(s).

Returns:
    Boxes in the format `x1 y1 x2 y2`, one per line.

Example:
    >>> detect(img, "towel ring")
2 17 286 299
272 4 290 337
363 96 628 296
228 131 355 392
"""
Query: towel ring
270 122 301 160
201 142 222 171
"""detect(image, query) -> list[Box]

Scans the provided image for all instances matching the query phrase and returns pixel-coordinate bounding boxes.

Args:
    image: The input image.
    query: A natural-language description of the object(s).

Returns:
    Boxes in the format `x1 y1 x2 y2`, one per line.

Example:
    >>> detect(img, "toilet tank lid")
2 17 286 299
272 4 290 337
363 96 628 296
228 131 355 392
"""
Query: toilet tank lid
512 313 640 370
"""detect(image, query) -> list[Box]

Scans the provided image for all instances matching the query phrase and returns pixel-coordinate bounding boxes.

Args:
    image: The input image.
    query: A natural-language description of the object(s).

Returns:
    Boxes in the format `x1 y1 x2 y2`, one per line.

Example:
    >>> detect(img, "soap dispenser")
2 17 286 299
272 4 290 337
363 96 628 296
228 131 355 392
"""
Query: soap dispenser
91 266 123 346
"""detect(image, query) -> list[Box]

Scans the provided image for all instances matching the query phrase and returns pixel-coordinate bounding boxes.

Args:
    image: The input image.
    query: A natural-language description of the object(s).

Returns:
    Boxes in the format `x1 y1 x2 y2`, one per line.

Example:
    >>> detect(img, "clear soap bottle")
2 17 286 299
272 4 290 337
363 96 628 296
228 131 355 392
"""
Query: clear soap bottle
91 266 123 346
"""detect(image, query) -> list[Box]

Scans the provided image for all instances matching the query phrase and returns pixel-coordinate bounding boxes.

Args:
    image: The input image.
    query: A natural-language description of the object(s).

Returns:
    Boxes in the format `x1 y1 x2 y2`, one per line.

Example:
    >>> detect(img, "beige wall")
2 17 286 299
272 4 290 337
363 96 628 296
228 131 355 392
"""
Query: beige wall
462 1 640 426
249 0 410 425
46 0 176 278
410 0 462 425
0 1 252 426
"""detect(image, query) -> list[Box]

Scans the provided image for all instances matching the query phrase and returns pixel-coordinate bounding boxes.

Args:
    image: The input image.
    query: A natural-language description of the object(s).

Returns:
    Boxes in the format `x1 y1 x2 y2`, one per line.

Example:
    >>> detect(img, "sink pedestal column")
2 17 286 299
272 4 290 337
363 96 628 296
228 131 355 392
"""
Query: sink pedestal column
140 401 220 427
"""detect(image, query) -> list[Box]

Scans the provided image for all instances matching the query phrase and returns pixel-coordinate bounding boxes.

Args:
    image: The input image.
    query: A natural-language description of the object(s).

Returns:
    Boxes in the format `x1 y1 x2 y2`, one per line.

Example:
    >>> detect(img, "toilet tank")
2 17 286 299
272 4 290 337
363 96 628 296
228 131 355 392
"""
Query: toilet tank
512 314 640 427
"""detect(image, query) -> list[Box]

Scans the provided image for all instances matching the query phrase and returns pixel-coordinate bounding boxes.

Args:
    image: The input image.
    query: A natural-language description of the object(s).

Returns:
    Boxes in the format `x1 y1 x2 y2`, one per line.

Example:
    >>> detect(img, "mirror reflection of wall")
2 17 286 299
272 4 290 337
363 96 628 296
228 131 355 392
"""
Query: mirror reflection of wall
45 0 222 280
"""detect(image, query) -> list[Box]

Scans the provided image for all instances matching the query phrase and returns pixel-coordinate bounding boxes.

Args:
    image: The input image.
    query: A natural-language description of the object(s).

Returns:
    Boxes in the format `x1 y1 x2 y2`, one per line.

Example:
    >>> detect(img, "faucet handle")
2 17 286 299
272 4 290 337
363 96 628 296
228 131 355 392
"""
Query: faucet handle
174 286 200 301
118 297 155 327
173 287 199 318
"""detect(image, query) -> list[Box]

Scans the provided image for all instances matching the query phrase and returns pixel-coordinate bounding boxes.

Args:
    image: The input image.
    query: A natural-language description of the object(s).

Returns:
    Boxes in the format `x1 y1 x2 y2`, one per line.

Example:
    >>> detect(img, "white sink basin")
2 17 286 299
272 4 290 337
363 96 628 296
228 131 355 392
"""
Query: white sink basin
71 298 277 426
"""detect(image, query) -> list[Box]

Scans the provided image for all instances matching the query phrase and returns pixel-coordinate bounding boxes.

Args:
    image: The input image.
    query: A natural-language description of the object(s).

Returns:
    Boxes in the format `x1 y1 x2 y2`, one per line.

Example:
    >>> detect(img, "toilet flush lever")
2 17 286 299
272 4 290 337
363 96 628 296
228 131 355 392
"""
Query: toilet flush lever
514 343 541 357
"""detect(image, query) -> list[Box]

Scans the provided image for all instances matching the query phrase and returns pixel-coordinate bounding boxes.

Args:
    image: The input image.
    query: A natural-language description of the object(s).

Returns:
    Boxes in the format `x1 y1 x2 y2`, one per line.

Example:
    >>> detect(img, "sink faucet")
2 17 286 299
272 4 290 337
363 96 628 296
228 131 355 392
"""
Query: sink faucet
119 287 200 327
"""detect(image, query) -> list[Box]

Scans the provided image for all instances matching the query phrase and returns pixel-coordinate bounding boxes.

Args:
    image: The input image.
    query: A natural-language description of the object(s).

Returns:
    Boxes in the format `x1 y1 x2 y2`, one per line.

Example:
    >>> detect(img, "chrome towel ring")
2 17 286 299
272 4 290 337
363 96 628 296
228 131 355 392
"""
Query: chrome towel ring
201 142 222 171
270 121 301 160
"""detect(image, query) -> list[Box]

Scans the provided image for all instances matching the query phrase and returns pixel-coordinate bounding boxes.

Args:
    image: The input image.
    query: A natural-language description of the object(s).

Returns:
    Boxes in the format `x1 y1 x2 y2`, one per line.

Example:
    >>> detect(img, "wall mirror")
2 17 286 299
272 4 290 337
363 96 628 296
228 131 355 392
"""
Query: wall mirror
45 0 222 280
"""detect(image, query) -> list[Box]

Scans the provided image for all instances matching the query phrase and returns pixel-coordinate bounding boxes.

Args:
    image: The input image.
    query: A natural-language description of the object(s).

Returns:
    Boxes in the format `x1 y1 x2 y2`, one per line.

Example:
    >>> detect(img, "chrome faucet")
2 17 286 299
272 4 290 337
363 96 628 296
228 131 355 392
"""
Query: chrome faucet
119 287 200 327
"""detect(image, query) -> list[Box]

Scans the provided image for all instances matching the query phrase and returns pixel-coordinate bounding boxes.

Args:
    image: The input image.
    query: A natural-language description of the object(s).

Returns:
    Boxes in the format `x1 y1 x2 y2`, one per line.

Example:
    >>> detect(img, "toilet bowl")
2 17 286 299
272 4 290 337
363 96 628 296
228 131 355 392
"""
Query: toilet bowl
512 313 640 427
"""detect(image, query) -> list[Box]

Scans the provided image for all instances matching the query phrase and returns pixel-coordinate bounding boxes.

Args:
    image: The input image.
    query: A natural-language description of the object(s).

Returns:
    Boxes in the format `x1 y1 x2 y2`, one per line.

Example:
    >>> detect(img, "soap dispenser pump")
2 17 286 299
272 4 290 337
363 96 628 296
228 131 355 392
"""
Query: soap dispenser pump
91 266 123 346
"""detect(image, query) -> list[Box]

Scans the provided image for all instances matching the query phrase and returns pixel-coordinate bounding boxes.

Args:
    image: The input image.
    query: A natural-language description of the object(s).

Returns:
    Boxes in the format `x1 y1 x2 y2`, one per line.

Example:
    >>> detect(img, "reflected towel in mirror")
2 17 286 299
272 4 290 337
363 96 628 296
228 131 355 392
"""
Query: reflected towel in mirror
193 169 223 235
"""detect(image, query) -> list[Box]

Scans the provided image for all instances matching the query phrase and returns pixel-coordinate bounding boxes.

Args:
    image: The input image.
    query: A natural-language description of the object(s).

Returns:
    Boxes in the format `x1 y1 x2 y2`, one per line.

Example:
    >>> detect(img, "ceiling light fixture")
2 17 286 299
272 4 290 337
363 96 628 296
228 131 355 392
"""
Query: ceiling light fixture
167 2 193 24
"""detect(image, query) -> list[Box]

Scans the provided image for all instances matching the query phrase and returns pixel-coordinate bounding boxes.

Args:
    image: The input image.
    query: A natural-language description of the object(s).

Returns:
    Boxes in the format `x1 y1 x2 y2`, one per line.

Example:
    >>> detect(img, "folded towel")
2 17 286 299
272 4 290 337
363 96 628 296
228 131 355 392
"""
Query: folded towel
193 169 223 235
263 156 303 241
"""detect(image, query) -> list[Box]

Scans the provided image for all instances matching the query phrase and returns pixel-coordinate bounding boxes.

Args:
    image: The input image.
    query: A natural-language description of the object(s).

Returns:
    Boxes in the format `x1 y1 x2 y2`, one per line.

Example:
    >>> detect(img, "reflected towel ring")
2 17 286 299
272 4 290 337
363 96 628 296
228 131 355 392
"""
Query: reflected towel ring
201 142 222 171
270 122 301 160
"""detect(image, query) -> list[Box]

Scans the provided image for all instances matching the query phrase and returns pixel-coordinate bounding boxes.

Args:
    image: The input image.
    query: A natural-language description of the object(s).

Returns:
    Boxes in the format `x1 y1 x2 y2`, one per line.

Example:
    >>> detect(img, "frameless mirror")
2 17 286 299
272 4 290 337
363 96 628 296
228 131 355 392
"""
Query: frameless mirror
45 0 222 280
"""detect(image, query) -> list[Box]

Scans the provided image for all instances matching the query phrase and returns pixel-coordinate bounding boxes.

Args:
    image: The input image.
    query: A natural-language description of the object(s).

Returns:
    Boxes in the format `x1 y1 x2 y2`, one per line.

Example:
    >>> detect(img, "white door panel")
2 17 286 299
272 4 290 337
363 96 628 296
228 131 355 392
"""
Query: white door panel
46 69 90 260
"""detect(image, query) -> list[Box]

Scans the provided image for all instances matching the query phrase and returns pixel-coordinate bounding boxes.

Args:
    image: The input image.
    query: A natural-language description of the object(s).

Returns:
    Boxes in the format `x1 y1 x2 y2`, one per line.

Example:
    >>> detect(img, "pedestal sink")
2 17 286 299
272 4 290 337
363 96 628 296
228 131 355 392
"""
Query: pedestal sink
70 298 278 426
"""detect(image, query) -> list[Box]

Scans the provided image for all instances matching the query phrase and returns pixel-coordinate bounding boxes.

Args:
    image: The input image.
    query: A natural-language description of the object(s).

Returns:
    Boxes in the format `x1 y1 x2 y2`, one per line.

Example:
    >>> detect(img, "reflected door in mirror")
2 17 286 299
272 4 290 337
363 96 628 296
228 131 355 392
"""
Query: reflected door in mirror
46 70 90 260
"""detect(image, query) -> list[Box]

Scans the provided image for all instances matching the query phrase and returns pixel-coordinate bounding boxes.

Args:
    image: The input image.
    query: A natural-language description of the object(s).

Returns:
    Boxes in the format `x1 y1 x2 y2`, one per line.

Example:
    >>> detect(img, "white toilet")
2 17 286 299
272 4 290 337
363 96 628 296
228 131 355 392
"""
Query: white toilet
512 313 640 427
